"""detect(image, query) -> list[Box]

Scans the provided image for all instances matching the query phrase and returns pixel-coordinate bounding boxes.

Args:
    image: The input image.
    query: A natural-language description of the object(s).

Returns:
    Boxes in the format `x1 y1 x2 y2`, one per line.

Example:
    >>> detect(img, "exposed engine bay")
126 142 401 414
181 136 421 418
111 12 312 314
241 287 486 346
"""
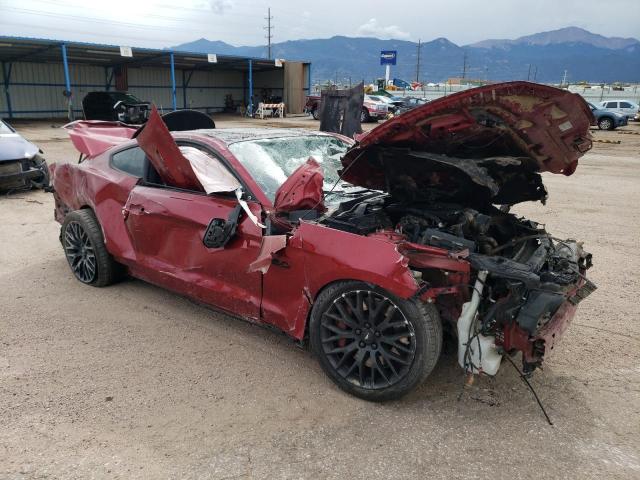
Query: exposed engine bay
319 191 595 375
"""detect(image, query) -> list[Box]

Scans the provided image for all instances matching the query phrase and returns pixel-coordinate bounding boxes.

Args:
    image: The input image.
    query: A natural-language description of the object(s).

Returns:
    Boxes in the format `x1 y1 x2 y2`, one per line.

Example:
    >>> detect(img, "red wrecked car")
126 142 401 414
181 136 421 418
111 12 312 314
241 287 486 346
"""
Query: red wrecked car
50 82 596 401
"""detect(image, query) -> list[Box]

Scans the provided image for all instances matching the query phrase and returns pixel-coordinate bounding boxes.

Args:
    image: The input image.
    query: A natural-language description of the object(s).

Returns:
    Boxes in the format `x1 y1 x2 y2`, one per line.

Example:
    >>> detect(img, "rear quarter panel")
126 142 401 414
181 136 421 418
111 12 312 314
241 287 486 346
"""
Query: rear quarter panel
52 149 139 261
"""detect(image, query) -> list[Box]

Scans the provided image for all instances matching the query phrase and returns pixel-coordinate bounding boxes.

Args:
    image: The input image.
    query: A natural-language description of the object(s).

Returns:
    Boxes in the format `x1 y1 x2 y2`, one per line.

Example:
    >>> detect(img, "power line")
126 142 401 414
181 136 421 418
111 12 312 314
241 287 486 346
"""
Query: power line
264 7 273 59
415 39 421 83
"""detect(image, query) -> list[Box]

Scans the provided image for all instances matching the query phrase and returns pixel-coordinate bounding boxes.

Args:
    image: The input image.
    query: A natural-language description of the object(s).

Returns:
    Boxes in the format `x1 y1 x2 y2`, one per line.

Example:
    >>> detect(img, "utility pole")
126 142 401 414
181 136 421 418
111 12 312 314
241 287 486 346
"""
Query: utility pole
462 51 468 80
264 8 274 59
415 39 421 83
527 64 532 81
561 69 568 87
533 66 538 82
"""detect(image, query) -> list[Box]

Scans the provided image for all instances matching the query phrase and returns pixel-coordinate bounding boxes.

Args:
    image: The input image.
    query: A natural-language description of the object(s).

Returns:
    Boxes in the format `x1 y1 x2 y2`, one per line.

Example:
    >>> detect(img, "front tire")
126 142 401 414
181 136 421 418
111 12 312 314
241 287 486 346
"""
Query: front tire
312 108 320 120
310 281 442 401
61 209 120 287
360 108 370 123
598 117 614 130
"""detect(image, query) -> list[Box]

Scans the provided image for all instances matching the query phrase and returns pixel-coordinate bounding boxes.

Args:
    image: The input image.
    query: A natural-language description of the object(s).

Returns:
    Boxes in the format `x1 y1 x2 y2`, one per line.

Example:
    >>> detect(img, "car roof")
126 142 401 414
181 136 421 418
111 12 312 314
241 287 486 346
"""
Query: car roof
182 128 337 146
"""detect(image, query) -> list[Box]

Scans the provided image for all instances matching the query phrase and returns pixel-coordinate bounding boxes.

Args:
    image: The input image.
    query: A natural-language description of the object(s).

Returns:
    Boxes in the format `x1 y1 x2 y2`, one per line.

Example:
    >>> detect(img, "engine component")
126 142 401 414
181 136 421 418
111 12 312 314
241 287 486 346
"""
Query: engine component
457 270 503 375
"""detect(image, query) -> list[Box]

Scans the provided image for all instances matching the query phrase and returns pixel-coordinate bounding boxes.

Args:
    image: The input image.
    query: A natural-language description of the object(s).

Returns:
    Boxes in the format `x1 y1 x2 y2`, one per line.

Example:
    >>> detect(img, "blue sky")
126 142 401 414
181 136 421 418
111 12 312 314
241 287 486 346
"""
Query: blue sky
1 0 638 47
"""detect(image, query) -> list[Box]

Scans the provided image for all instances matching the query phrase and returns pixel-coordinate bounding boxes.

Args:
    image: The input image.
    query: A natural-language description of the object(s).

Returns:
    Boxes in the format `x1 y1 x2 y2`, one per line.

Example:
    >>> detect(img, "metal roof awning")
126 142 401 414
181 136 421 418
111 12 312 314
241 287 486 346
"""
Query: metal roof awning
0 36 290 72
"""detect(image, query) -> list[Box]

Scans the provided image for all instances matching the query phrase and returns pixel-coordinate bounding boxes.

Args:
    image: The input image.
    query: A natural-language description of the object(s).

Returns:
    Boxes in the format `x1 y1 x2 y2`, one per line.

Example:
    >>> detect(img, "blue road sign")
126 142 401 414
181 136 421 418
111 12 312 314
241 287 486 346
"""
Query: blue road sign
380 50 397 66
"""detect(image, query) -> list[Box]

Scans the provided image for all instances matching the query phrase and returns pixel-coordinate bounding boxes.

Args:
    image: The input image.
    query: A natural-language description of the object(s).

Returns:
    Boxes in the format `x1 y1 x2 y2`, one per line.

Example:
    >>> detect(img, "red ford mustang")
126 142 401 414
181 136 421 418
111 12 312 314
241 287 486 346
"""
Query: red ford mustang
51 82 595 401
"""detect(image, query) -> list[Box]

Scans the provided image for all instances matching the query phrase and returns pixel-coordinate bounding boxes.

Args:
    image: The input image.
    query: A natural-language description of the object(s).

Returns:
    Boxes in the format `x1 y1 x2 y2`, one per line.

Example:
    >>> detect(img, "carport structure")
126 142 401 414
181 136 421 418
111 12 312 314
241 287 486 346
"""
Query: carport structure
0 37 311 120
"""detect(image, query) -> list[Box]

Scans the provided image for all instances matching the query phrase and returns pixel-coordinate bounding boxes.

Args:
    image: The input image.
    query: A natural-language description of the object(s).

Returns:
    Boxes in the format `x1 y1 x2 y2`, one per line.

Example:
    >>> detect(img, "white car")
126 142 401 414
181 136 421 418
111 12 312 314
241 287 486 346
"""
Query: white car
598 100 639 120
362 95 389 122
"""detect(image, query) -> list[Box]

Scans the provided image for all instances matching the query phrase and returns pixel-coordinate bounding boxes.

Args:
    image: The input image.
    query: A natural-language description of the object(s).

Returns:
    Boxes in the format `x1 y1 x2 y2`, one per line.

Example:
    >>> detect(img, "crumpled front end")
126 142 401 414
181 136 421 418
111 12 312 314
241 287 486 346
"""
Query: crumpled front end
318 193 595 377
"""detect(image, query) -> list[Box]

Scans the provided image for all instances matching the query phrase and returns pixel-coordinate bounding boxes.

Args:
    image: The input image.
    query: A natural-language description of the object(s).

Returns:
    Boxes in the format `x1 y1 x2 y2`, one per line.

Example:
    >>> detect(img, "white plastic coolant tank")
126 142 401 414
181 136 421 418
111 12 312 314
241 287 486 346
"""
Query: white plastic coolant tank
457 271 503 376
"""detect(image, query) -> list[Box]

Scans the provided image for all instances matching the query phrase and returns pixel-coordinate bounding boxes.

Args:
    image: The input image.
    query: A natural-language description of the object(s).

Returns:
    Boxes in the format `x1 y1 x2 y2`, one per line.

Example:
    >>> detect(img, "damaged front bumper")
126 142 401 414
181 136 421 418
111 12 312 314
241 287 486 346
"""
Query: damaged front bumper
405 237 595 377
0 157 48 189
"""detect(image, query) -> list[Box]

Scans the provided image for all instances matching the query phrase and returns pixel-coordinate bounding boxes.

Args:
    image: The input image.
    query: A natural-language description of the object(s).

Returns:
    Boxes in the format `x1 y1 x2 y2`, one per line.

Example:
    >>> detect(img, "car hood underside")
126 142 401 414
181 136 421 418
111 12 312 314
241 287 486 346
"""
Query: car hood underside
339 81 593 206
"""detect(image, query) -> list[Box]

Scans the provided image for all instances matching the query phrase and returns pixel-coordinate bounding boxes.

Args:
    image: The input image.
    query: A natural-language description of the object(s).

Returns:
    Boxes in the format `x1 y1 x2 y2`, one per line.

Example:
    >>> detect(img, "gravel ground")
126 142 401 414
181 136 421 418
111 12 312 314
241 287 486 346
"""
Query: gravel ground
1 116 639 479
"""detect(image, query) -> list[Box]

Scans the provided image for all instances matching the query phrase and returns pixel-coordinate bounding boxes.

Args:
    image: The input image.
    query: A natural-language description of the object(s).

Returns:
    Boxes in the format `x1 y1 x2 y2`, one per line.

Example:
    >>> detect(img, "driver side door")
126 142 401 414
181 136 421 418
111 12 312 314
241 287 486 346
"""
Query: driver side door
123 167 263 322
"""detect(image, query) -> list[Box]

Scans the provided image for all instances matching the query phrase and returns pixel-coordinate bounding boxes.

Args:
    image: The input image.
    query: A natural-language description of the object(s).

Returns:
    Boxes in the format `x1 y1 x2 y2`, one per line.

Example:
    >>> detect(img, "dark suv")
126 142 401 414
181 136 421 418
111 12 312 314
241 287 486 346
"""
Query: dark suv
82 91 150 124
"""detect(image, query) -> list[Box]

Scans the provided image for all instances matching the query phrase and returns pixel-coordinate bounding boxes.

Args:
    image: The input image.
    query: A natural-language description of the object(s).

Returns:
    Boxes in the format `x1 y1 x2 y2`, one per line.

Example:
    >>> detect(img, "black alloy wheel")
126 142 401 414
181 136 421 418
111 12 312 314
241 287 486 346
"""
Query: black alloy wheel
63 220 97 283
61 209 121 287
321 289 416 388
310 281 442 401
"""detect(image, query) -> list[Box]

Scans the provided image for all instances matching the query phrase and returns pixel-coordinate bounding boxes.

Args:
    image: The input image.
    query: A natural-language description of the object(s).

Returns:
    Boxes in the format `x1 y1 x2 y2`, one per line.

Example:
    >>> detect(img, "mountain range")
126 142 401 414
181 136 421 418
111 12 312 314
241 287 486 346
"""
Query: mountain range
174 27 640 84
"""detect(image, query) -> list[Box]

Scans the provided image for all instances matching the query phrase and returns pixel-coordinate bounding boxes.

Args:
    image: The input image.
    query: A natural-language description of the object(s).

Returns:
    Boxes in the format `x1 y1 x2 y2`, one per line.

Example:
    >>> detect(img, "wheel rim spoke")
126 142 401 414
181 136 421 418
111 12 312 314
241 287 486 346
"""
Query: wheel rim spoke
320 289 416 390
63 221 97 284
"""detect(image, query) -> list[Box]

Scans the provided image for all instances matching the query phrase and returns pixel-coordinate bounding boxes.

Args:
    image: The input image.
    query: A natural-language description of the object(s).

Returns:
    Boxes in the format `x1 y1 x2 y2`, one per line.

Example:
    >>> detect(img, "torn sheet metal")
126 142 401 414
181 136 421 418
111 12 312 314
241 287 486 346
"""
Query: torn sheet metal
273 157 325 213
64 120 137 157
247 235 288 273
136 106 202 191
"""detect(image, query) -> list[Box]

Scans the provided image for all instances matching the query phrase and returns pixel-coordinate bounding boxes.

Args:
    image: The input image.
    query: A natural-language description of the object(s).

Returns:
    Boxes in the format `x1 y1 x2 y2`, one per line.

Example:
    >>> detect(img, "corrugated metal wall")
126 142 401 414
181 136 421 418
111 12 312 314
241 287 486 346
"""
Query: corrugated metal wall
1 61 290 119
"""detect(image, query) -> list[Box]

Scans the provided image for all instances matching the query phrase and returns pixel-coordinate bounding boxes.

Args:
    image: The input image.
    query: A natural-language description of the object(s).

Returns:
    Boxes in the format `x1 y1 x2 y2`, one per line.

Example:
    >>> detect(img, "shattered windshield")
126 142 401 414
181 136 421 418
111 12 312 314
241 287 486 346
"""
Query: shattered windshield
228 135 353 202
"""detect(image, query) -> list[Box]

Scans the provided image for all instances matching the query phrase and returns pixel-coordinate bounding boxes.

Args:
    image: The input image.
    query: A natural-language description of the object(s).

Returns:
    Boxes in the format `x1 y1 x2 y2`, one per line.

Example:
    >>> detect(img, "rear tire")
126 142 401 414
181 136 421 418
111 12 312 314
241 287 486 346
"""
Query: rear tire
598 117 614 130
310 281 442 401
61 209 120 287
312 108 320 120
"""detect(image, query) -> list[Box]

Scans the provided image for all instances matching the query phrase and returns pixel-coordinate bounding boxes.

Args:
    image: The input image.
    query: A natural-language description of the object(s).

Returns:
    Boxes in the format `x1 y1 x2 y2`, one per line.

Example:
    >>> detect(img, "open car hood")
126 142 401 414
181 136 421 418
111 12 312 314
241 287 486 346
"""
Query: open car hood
341 81 593 205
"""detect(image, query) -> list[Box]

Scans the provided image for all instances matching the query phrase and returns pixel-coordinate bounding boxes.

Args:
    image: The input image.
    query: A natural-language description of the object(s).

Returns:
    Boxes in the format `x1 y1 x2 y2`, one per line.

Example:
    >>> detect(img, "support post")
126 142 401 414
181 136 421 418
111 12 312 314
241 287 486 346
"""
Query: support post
182 69 187 109
61 43 73 120
307 63 311 94
169 52 177 111
1 62 13 119
248 59 253 117
105 67 114 91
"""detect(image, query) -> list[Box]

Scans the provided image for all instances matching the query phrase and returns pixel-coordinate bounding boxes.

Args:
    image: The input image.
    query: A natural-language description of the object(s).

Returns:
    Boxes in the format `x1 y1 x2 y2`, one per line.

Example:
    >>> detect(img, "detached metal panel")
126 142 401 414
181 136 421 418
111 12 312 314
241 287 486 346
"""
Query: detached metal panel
283 62 305 114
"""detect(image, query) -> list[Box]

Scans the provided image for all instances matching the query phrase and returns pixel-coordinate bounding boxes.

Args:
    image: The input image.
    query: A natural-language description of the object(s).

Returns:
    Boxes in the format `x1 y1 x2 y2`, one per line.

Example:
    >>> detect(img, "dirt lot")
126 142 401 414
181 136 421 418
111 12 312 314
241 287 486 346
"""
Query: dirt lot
1 116 639 479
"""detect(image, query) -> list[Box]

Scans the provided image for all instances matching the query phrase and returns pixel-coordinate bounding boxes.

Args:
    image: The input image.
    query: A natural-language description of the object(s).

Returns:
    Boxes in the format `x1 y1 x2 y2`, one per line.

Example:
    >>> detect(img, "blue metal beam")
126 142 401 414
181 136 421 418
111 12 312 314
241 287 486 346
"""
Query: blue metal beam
169 52 177 111
1 62 13 118
248 59 253 116
61 43 73 120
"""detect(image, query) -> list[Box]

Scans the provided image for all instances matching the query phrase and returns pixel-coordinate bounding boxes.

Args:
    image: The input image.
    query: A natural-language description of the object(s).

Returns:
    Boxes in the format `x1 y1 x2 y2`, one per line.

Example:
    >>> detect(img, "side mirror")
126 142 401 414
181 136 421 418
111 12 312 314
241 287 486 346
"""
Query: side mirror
203 204 242 249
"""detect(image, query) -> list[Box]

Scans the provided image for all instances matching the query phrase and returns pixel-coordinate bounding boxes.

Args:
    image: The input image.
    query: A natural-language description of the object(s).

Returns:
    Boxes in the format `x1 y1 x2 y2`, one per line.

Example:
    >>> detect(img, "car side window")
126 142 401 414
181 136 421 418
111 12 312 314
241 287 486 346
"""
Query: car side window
620 102 632 108
605 102 617 108
111 147 146 177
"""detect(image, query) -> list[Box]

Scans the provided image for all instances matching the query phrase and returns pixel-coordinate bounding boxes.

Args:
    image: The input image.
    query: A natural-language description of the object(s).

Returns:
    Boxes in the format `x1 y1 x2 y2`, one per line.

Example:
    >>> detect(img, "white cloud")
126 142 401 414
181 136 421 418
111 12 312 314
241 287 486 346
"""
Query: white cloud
207 0 233 14
356 18 410 40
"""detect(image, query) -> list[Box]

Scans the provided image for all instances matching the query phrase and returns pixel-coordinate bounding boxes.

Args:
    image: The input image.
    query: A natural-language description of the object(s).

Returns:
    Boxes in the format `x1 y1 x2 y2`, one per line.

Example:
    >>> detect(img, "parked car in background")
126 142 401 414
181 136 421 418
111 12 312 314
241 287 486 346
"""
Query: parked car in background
305 94 388 123
82 91 151 124
362 95 389 121
304 95 322 120
366 95 403 114
0 119 49 190
598 100 639 120
587 102 628 130
396 97 428 114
